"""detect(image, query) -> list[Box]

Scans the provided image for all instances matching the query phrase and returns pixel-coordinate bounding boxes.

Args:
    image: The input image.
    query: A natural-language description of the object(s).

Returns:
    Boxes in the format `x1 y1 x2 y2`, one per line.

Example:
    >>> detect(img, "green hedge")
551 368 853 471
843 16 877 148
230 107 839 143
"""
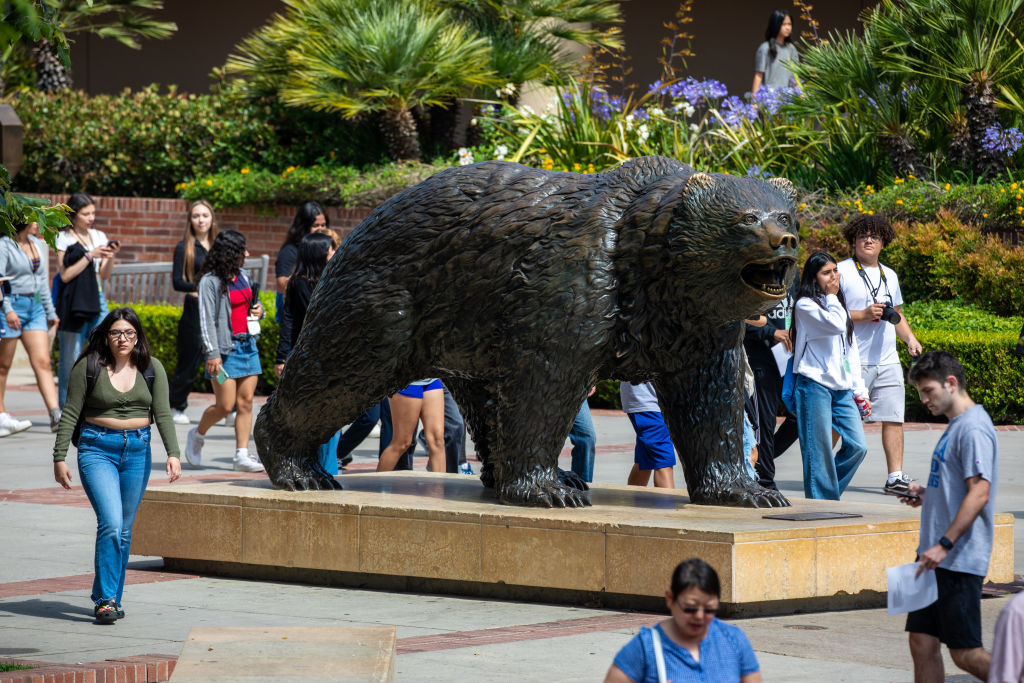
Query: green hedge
5 86 384 197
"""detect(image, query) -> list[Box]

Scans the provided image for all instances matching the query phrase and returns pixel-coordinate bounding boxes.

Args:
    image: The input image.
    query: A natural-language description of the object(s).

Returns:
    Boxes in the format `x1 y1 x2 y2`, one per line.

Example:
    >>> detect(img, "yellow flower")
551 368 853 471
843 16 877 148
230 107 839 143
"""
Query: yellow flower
895 199 903 205
983 213 989 218
1012 182 1018 189
205 179 213 186
908 174 916 179
1000 188 1005 193
867 210 874 215
1017 206 1022 214
944 183 951 191
799 202 806 210
894 177 904 184
240 168 250 175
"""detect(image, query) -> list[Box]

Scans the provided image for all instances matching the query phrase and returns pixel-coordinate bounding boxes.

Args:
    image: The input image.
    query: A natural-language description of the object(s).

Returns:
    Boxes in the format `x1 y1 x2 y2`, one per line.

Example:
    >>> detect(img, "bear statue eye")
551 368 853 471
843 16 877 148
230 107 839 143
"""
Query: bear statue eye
742 214 759 225
778 214 791 227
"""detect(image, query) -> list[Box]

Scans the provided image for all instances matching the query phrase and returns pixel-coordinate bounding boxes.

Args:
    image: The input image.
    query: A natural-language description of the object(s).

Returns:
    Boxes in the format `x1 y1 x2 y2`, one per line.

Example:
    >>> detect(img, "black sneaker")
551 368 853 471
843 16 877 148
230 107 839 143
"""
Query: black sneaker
338 453 353 468
884 474 913 496
94 600 119 624
115 603 125 620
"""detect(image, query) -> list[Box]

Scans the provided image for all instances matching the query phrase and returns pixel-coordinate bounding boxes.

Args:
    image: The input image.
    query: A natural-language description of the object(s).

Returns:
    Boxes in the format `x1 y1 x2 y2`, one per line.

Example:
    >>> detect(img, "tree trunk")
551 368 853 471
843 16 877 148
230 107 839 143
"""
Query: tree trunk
378 107 421 162
963 78 1004 178
33 40 72 92
946 113 972 172
882 131 923 178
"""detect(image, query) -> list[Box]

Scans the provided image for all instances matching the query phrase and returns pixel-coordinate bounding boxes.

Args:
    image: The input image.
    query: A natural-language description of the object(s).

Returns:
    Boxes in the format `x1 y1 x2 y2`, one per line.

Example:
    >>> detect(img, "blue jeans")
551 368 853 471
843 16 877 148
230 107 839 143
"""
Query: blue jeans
57 296 108 407
76 424 152 605
337 403 383 461
318 430 341 476
568 402 596 483
794 374 868 500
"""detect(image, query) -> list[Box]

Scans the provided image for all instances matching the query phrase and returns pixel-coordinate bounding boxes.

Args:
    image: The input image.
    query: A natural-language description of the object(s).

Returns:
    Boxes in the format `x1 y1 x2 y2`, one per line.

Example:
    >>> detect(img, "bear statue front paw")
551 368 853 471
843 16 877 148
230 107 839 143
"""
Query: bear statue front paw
690 480 791 508
558 468 590 491
497 478 592 508
267 459 344 492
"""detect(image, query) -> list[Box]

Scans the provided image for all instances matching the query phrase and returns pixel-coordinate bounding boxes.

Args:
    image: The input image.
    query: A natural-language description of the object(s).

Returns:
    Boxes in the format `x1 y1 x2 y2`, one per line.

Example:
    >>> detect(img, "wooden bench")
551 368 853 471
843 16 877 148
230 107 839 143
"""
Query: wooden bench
103 255 270 305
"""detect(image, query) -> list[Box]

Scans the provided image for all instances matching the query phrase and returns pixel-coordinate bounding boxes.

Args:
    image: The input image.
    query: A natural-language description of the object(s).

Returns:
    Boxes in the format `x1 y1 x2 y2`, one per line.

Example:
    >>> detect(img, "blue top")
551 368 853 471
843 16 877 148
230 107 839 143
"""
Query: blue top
613 621 759 683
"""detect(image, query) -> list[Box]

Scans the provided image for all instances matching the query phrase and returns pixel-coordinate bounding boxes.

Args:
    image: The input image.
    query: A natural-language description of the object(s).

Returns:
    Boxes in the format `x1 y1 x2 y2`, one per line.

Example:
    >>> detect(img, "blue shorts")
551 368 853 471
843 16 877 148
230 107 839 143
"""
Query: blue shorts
397 379 443 398
206 336 262 379
0 293 48 338
627 411 676 470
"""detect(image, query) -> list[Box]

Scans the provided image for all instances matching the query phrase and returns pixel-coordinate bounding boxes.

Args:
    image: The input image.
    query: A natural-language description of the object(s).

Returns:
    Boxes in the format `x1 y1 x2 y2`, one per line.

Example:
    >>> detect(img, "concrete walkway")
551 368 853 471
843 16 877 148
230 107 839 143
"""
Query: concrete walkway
1 370 1020 681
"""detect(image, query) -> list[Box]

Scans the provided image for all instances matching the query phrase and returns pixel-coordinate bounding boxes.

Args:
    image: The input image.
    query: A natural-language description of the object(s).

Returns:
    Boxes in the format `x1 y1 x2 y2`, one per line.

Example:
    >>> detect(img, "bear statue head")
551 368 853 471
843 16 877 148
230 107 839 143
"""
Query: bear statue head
659 171 799 323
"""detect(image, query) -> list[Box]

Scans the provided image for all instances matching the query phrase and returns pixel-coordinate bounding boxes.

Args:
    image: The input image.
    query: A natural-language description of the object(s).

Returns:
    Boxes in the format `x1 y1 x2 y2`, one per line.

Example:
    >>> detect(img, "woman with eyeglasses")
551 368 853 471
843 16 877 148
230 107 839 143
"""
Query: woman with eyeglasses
52 307 181 625
604 558 761 683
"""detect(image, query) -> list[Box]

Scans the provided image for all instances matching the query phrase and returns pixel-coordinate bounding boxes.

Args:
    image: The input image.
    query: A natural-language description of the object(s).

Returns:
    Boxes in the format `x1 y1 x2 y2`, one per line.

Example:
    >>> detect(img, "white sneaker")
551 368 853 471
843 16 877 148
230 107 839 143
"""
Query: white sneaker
0 425 11 438
172 410 191 425
368 422 381 438
233 448 265 472
220 411 237 427
185 427 204 468
0 412 31 434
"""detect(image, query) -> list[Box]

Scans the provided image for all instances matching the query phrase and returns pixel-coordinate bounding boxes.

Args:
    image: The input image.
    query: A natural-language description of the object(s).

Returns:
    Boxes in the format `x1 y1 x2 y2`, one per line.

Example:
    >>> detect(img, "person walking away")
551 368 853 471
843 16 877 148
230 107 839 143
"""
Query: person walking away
622 381 676 488
901 350 998 683
837 214 922 495
752 9 799 96
568 395 597 484
184 230 265 473
52 307 181 624
168 200 218 425
791 251 871 500
989 591 1024 683
55 194 119 407
0 221 61 433
604 558 761 683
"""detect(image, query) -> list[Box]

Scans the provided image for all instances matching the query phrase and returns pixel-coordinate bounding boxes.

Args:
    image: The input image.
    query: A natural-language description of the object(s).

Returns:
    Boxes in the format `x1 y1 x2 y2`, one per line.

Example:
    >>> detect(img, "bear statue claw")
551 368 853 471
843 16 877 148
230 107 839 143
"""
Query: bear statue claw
558 468 590 491
689 481 791 508
497 480 592 508
275 473 343 492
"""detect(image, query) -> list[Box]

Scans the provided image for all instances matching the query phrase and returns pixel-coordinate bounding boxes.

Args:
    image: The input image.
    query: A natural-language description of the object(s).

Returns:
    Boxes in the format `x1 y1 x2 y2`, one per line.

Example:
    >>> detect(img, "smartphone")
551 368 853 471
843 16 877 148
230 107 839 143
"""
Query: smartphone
249 282 261 310
216 365 228 384
108 240 120 249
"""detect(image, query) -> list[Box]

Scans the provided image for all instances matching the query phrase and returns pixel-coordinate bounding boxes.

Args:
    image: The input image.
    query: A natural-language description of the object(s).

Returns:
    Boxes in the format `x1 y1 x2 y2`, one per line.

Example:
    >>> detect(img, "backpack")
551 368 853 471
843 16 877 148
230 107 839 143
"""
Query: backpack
71 354 156 448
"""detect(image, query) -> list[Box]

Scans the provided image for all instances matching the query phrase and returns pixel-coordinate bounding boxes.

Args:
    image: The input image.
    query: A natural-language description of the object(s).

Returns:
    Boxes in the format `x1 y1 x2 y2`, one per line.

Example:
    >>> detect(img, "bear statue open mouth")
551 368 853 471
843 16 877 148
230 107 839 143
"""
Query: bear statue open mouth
740 257 796 298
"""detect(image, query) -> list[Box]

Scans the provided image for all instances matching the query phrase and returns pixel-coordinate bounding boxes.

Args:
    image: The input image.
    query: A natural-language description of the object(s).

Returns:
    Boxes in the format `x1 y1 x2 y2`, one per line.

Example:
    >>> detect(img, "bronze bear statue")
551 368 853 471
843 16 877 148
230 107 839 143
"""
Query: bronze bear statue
254 156 798 508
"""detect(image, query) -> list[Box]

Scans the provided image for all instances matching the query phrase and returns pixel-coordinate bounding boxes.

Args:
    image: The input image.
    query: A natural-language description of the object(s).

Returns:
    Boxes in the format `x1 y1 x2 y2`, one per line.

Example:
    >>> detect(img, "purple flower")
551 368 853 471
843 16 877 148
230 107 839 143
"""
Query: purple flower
648 80 667 96
746 165 772 178
672 77 728 107
633 108 650 122
980 124 1024 156
720 95 758 127
753 86 799 116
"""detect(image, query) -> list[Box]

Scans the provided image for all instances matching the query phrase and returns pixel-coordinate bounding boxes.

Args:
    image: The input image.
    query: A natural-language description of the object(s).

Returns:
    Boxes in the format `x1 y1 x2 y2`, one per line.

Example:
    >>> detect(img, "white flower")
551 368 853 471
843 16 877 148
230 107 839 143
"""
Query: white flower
495 144 508 161
684 104 695 117
458 148 474 166
503 82 517 96
517 127 530 136
637 123 650 143
689 123 699 133
470 118 478 126
649 107 664 118
520 104 536 117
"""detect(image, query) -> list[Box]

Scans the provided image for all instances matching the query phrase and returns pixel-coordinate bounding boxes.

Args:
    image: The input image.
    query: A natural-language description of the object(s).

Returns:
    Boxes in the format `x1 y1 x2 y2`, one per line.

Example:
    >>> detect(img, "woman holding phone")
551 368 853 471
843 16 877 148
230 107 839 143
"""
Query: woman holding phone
185 230 264 472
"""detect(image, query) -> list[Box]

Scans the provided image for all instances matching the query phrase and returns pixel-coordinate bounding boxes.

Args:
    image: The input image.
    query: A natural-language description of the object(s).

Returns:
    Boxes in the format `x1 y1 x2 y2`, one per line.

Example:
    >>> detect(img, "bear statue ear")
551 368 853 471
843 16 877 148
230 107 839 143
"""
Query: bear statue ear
767 176 798 202
680 172 716 206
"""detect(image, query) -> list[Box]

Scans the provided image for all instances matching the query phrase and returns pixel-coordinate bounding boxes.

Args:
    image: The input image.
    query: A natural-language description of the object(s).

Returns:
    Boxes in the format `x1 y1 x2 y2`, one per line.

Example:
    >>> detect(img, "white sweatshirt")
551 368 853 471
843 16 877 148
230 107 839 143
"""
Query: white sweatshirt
792 294 868 398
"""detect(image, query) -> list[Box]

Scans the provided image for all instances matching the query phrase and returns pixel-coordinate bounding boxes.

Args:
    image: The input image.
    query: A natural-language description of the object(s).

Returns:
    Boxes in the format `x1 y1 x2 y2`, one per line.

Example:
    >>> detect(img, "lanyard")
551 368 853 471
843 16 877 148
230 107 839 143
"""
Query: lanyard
853 257 889 303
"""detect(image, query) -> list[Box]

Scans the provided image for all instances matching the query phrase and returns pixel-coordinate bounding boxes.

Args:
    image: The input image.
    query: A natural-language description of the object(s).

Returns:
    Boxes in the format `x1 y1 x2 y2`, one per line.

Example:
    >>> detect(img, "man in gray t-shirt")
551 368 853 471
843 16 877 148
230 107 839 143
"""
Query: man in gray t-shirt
901 351 998 682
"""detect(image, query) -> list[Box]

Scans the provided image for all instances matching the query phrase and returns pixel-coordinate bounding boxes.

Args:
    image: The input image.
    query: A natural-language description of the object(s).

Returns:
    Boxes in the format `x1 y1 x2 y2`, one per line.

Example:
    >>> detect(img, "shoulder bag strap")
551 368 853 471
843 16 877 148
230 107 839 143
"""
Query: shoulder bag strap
650 627 667 683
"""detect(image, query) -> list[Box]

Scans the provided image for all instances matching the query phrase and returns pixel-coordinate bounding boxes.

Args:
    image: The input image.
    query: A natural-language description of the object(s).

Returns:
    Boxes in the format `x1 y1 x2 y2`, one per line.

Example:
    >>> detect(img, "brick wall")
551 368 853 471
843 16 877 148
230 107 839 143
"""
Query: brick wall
32 194 374 292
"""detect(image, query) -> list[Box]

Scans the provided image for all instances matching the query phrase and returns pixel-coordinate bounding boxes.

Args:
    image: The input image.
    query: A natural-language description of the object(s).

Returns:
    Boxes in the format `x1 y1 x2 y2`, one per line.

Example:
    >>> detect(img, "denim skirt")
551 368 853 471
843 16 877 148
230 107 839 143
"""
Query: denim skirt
207 336 262 379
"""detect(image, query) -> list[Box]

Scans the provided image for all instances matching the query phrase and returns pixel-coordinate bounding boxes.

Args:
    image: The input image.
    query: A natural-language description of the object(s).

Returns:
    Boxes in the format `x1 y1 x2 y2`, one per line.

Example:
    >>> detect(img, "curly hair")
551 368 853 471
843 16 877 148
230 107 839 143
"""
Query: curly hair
842 214 896 248
199 229 247 294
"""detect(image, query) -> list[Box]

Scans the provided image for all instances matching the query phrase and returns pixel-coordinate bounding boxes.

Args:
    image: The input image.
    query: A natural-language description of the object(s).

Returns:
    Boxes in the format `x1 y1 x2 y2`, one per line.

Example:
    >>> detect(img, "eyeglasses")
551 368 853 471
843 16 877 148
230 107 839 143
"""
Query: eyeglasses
676 600 718 616
857 233 882 243
108 329 137 340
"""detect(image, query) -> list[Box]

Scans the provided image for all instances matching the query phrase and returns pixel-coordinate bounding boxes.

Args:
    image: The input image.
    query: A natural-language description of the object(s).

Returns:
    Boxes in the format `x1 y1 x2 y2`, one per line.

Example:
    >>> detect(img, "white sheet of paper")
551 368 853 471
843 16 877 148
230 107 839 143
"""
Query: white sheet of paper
887 562 938 616
771 342 792 377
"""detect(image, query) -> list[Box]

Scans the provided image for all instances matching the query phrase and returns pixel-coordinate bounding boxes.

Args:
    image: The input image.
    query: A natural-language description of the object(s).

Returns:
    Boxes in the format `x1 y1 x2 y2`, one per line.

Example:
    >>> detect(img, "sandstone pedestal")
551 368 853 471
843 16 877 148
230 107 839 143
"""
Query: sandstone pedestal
133 473 1015 615
170 626 396 682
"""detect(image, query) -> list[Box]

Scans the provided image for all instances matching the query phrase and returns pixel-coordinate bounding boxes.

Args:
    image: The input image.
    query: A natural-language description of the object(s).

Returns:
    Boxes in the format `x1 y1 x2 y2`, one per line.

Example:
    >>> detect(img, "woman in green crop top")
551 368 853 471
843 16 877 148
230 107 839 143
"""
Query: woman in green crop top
52 307 180 624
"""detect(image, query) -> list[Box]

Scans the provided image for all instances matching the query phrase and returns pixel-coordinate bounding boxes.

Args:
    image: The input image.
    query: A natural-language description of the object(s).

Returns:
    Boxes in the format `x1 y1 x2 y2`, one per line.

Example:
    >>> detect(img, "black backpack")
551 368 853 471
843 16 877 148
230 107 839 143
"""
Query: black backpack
71 354 156 448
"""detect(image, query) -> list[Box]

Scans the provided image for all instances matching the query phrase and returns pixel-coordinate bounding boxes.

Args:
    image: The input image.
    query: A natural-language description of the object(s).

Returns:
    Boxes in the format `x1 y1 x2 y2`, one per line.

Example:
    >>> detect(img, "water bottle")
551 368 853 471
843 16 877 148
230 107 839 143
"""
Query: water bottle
854 395 870 418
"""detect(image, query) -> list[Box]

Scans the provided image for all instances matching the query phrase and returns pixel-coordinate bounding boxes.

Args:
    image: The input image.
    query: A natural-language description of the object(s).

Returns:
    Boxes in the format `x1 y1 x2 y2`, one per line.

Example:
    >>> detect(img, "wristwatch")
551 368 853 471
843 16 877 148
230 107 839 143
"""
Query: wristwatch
939 536 954 550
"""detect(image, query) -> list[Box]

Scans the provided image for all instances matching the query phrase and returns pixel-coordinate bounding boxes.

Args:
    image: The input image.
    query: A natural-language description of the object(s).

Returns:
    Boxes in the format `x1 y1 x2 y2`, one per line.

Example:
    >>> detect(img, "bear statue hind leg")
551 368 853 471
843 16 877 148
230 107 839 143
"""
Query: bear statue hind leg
495 475 592 508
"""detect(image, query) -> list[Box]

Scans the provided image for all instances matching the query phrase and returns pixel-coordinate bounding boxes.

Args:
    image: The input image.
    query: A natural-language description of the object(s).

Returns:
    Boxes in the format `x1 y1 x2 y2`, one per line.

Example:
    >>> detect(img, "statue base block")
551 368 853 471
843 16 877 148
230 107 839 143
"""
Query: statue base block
133 473 1014 616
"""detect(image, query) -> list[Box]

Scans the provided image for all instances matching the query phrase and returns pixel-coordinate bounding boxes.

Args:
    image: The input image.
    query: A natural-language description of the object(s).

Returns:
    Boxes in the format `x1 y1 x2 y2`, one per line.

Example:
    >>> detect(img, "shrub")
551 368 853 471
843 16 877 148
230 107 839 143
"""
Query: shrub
5 86 384 198
178 160 450 209
899 329 1024 424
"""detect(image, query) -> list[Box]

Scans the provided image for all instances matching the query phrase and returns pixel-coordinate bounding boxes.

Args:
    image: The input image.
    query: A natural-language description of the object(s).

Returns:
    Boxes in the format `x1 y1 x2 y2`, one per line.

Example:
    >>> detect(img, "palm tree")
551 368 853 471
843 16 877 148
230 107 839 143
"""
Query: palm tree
227 0 496 162
438 0 624 97
31 0 177 92
869 0 1024 177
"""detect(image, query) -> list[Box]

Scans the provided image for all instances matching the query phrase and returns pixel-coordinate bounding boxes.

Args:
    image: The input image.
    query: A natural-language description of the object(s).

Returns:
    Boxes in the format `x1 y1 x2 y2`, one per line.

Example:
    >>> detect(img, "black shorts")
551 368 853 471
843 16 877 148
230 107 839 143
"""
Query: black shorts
905 567 984 649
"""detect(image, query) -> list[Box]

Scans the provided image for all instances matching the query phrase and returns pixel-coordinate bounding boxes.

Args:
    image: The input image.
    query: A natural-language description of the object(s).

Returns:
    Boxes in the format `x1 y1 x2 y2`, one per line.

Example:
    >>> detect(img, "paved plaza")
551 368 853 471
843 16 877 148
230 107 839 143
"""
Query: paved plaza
1 366 1021 681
